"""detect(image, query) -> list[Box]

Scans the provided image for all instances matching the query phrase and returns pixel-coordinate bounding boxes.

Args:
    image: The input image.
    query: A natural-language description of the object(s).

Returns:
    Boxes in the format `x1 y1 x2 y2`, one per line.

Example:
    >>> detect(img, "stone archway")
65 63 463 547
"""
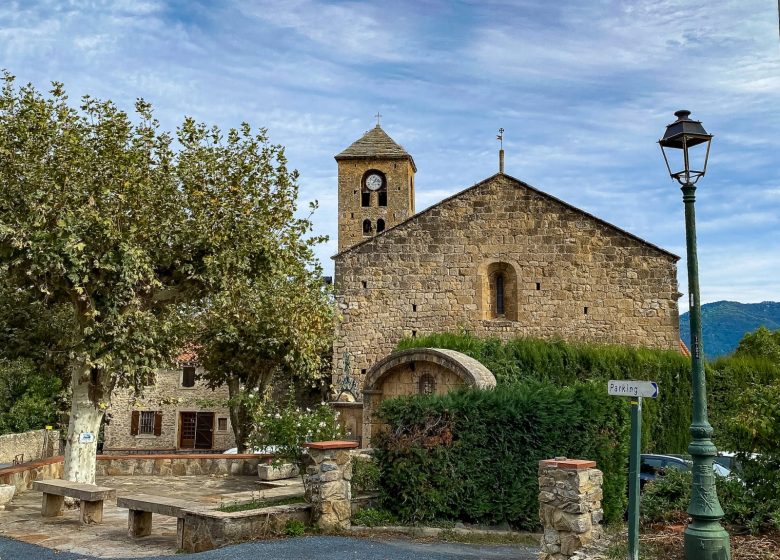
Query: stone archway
361 348 496 446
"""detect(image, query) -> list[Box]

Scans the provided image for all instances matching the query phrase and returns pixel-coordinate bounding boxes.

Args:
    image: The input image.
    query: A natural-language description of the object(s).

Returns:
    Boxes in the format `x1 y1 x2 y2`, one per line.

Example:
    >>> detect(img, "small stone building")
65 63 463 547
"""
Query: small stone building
331 124 681 446
103 364 235 454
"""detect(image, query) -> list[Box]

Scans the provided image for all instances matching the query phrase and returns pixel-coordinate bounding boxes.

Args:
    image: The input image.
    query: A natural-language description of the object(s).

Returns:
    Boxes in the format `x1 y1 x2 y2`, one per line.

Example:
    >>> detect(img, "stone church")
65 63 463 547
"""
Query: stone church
330 124 681 445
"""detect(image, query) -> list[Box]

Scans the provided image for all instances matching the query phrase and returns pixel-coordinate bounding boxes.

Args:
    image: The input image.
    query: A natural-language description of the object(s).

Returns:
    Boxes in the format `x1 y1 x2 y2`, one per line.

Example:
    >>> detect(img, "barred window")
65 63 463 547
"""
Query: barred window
139 411 155 435
418 374 436 395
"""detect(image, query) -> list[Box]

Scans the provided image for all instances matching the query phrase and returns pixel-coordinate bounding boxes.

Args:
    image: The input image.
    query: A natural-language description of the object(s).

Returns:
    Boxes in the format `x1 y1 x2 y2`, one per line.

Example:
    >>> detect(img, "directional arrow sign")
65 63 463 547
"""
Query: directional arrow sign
608 380 659 398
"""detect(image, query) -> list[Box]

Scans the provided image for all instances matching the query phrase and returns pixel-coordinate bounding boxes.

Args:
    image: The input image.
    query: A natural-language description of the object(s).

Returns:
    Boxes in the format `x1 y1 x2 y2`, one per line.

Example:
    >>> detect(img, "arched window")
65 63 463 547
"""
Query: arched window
362 219 372 236
479 261 518 321
496 274 505 316
376 219 385 233
419 374 436 395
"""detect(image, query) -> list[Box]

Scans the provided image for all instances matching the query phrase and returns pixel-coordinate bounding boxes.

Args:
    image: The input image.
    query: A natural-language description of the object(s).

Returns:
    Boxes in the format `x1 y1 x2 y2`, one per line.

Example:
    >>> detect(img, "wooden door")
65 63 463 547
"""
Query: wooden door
195 412 214 449
179 412 196 449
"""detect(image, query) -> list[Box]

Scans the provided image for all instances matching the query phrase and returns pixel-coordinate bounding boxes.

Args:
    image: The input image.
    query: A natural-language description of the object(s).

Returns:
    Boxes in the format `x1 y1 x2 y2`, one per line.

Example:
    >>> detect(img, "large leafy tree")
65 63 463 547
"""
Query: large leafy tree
0 73 318 482
198 250 334 452
734 326 780 364
0 284 72 434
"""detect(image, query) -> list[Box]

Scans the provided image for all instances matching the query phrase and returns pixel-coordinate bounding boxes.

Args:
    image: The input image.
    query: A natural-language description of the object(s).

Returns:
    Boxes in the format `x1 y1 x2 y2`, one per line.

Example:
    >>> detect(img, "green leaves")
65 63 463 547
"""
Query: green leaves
0 74 331 403
374 382 630 529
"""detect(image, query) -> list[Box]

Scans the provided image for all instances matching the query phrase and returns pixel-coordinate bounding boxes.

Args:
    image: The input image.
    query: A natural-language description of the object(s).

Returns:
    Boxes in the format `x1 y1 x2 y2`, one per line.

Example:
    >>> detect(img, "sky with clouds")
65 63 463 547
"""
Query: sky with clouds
2 0 779 311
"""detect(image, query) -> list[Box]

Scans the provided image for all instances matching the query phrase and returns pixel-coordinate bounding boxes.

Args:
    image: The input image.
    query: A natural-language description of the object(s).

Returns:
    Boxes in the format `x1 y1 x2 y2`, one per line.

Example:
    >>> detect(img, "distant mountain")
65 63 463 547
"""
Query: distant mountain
680 301 780 358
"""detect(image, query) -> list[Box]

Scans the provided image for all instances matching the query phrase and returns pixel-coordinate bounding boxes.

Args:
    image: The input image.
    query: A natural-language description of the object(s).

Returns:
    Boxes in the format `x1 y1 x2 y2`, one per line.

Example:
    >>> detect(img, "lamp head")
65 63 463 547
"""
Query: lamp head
659 110 712 185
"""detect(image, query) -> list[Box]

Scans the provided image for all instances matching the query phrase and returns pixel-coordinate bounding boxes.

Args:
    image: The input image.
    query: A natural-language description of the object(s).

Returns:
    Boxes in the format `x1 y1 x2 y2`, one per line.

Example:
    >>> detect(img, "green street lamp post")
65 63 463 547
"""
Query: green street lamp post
659 110 730 560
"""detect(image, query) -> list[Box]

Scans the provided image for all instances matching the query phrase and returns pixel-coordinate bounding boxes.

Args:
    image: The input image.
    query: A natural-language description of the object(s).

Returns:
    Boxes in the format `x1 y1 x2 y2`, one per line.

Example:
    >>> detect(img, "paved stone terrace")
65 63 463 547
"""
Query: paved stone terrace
0 474 298 558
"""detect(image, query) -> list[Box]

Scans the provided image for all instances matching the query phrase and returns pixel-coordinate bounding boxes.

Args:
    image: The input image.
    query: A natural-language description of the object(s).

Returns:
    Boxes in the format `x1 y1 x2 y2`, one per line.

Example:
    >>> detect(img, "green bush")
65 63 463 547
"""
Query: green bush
284 519 306 536
0 358 63 434
373 381 629 530
640 468 691 525
351 455 380 494
249 393 343 468
641 467 780 534
351 507 397 527
397 333 692 454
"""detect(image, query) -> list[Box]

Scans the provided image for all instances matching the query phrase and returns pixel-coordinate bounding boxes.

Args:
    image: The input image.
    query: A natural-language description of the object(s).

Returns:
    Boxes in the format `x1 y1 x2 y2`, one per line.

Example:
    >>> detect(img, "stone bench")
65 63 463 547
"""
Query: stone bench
117 493 199 546
32 479 116 524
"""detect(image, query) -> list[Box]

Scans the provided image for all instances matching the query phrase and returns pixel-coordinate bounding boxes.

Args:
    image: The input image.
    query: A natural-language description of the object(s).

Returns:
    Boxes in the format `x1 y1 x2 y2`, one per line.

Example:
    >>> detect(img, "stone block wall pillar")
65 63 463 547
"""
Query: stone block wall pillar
538 458 604 559
303 440 359 531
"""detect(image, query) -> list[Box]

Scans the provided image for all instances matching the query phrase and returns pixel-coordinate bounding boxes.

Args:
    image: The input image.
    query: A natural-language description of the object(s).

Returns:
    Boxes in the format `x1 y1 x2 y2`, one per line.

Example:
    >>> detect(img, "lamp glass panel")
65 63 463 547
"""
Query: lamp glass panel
662 144 686 177
686 140 710 174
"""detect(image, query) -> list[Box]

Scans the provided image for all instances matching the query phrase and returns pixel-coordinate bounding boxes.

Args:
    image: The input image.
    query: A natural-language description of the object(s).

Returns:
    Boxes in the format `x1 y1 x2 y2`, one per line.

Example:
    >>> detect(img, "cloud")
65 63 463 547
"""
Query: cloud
0 0 778 306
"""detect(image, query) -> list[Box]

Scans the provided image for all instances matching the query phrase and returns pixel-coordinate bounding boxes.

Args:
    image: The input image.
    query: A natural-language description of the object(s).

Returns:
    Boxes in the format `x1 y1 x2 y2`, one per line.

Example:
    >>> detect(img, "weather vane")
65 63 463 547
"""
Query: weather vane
497 128 504 149
374 111 382 126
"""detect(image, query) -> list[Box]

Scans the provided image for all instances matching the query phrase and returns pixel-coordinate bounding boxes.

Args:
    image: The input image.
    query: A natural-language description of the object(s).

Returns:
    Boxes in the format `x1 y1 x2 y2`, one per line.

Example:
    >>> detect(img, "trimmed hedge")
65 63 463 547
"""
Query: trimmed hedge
708 354 780 440
373 381 629 529
397 333 692 454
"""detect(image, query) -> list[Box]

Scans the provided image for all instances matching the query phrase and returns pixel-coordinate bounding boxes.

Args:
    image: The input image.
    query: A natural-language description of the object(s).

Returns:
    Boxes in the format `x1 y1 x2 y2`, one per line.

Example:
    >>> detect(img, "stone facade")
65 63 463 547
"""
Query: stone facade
336 125 416 253
103 367 235 453
538 458 604 559
333 171 680 393
0 428 60 464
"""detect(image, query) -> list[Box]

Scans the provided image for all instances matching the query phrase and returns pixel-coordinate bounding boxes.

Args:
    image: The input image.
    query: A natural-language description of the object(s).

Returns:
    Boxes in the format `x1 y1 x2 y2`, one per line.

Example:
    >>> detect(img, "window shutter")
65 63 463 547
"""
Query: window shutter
130 411 140 436
154 411 163 436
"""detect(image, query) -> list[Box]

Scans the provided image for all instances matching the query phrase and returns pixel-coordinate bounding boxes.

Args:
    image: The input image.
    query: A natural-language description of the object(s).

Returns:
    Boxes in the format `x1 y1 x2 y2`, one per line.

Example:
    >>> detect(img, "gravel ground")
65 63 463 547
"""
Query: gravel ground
0 535 539 560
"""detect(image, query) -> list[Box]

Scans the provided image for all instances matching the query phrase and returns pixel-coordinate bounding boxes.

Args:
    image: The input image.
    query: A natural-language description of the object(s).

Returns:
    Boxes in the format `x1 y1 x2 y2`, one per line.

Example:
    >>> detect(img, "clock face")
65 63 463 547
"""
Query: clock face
365 173 383 191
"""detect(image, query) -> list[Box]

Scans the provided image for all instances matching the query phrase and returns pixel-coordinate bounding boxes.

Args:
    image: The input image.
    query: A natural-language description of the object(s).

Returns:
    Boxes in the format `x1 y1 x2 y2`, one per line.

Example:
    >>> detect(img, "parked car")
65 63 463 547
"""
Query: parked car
714 450 758 473
639 453 731 489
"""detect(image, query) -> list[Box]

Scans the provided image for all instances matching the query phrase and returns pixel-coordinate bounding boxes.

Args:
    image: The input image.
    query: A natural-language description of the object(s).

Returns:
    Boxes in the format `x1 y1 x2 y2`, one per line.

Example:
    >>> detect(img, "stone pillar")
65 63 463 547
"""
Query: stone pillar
538 458 604 560
303 440 359 531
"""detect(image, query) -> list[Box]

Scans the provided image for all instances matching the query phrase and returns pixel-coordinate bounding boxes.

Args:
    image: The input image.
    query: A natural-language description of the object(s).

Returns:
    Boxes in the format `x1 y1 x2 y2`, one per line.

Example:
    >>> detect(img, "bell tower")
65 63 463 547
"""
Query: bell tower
335 124 416 252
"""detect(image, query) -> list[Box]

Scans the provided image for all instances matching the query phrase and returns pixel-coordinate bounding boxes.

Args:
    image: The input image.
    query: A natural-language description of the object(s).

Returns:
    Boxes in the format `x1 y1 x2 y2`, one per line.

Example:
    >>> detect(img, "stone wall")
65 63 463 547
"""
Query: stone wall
0 429 60 464
538 458 604 559
104 367 234 452
330 402 363 443
337 157 415 252
180 503 311 552
334 174 680 391
95 453 265 477
0 456 63 494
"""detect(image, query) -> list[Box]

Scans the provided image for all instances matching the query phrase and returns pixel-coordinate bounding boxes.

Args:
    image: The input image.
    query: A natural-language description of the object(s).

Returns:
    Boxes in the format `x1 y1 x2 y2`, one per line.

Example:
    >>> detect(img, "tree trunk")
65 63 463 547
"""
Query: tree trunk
228 378 248 454
62 364 104 484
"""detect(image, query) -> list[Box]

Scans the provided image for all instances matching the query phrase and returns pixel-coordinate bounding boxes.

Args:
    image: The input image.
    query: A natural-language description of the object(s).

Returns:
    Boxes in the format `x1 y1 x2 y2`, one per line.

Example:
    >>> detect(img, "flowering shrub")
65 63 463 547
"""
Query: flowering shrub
249 395 343 468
